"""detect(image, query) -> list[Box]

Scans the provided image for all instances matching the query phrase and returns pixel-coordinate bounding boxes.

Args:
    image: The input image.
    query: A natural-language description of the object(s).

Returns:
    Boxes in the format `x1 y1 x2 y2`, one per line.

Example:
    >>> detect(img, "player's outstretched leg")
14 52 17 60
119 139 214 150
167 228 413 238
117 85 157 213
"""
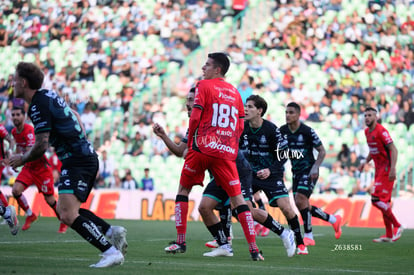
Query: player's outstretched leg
165 195 188 254
310 206 342 239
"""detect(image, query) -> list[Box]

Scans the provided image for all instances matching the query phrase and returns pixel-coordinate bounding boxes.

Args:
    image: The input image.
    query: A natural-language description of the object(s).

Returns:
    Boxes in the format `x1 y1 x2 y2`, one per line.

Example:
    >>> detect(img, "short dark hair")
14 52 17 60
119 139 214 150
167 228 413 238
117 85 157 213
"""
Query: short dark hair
208 52 230 76
12 106 25 115
365 107 377 113
16 62 44 90
246 95 267 117
189 87 195 94
287 102 301 113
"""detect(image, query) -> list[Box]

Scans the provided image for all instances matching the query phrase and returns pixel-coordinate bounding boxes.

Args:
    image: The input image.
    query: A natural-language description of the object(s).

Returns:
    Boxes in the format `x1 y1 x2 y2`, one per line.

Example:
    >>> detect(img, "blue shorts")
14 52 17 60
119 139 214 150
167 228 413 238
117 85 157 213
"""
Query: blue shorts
58 154 99 203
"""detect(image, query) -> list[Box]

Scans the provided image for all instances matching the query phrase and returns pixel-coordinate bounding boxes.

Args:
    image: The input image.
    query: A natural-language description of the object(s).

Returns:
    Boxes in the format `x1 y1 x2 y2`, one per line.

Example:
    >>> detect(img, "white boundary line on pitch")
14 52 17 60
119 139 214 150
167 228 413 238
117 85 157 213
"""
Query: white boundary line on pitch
0 255 408 274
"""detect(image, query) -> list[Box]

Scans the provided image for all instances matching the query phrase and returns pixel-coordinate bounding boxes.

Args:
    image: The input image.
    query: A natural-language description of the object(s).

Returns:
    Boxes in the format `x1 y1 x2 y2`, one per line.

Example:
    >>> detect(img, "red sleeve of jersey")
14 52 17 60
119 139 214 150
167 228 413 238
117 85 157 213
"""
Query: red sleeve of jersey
188 106 202 148
378 125 393 146
194 81 206 109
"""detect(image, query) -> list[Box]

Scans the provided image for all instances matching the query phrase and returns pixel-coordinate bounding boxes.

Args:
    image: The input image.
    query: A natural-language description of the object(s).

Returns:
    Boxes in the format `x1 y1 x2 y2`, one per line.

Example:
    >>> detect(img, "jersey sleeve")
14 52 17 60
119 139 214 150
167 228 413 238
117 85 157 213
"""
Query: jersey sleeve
379 127 393 146
29 96 52 134
194 81 206 110
310 127 322 148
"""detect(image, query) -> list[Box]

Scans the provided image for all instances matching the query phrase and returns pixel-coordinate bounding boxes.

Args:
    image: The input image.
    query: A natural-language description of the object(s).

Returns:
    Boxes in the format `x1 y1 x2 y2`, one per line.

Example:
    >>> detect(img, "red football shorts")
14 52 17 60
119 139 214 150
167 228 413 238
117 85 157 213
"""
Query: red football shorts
180 149 242 197
372 175 394 202
16 165 55 195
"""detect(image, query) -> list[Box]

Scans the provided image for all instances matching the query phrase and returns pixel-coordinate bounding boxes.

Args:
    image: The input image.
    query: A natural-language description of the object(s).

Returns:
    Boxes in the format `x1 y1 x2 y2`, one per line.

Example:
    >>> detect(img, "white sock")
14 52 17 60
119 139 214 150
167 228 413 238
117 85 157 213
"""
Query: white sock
103 246 118 255
328 215 337 224
280 228 289 239
106 227 113 237
26 209 33 216
304 232 314 239
3 207 11 219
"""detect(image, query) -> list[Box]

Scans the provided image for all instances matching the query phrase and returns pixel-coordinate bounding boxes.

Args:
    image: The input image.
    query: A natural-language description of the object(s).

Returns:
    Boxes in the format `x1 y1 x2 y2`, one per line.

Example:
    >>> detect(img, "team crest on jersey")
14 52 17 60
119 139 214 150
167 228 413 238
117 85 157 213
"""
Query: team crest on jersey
259 135 267 144
298 134 304 142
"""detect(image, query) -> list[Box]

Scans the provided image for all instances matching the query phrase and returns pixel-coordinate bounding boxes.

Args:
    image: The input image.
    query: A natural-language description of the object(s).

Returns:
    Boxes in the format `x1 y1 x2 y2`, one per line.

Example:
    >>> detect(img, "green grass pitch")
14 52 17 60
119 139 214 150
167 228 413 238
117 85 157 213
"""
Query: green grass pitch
0 217 412 274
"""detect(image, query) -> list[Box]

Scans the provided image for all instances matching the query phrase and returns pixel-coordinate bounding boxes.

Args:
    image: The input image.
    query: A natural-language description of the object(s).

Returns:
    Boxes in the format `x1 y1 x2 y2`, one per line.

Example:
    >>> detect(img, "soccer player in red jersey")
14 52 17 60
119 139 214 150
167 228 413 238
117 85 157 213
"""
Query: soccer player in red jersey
360 107 403 242
10 106 68 233
0 123 14 208
0 122 19 235
164 52 262 260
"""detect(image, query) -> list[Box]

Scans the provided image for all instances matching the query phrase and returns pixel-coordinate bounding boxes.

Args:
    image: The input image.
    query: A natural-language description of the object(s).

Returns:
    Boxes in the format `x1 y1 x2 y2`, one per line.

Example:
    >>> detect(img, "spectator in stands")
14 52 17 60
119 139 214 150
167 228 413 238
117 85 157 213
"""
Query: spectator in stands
337 143 351 169
97 89 112 112
149 134 169 161
281 68 295 93
308 104 324 122
122 169 138 190
78 61 94 82
0 17 8 47
344 54 362 73
348 162 374 197
238 77 253 103
141 168 154 191
0 78 9 106
107 169 122 189
346 151 361 177
18 28 40 54
320 161 345 195
96 150 115 188
80 103 96 137
126 131 144 156
232 0 248 29
168 39 188 68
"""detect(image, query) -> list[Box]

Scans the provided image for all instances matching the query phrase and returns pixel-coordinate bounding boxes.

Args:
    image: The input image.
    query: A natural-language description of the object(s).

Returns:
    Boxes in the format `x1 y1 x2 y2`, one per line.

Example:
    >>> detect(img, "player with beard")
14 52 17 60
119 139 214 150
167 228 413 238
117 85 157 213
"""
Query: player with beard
9 106 68 233
359 107 403 243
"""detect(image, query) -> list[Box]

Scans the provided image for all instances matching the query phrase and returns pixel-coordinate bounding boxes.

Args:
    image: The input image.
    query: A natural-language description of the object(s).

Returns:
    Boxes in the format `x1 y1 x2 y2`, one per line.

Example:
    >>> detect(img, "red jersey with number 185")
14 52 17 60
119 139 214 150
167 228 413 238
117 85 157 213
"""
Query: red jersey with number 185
12 124 49 169
364 123 394 177
191 78 244 161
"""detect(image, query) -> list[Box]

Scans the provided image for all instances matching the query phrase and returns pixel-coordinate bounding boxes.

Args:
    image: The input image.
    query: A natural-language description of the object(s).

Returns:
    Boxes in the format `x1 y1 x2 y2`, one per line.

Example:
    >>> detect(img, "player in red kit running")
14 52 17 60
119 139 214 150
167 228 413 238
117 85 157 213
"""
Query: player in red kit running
0 122 19 234
164 52 262 260
0 122 14 208
359 107 403 242
10 106 68 233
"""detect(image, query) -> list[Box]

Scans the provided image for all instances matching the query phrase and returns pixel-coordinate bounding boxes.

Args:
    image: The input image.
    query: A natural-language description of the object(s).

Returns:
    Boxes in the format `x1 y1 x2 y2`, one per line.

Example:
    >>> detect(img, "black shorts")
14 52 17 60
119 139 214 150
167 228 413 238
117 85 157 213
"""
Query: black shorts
58 154 99 203
203 154 253 206
251 174 289 207
292 170 317 198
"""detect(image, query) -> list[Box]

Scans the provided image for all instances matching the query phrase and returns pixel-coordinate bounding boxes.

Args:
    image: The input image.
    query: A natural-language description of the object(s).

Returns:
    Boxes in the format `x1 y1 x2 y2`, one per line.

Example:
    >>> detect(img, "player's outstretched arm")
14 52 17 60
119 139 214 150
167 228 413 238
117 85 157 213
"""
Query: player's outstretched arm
9 132 50 169
152 123 187 157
